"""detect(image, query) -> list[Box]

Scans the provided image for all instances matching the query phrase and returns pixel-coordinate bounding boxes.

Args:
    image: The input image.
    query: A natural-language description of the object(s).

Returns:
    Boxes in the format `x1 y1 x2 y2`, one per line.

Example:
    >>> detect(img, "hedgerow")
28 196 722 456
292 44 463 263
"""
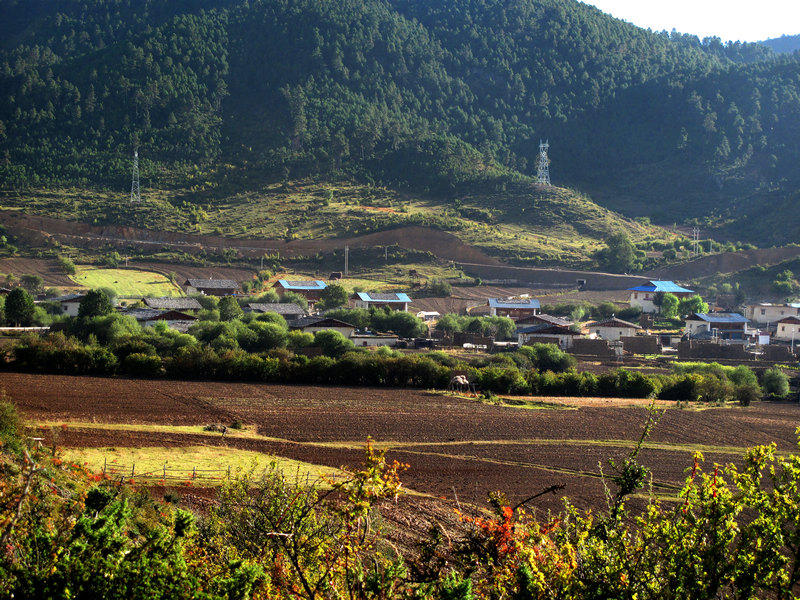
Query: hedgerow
2 326 784 404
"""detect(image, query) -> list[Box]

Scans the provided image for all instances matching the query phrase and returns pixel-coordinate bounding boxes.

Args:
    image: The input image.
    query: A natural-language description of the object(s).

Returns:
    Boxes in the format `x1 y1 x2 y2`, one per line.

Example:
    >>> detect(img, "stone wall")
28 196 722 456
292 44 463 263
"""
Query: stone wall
677 341 749 360
621 335 661 355
569 338 615 357
762 345 797 362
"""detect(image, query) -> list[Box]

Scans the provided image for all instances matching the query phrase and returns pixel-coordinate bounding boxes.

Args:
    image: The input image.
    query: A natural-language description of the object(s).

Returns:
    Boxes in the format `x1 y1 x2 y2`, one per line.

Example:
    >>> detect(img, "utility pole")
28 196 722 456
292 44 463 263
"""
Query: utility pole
130 149 141 203
536 140 550 186
344 245 349 277
692 227 700 256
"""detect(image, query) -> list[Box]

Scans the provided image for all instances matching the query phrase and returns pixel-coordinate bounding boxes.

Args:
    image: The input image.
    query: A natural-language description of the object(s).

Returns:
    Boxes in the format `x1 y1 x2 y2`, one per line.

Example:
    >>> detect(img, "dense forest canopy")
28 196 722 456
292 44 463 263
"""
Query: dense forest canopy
0 0 798 241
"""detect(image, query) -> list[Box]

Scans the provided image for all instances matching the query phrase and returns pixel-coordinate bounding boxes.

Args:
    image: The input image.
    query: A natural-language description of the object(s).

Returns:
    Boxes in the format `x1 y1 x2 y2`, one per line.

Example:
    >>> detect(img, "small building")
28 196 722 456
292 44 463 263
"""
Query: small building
514 313 572 331
416 311 441 322
744 303 800 325
627 281 695 314
123 308 197 331
353 292 411 311
183 279 241 296
684 312 749 341
49 293 88 317
518 323 581 349
246 302 307 321
272 280 327 304
143 297 203 311
487 297 541 318
591 317 642 342
350 333 400 347
774 316 800 343
287 316 356 337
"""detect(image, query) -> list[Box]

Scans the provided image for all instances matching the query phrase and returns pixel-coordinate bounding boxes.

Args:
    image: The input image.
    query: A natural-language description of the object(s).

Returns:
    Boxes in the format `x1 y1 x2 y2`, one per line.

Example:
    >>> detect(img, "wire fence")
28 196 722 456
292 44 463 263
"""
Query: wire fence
102 458 232 484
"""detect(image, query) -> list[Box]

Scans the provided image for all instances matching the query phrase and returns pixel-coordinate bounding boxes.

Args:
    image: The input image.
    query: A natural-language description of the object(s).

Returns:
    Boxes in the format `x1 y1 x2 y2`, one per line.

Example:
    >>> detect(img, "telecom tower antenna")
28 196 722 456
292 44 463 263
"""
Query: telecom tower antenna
536 140 550 186
692 226 700 256
130 149 141 203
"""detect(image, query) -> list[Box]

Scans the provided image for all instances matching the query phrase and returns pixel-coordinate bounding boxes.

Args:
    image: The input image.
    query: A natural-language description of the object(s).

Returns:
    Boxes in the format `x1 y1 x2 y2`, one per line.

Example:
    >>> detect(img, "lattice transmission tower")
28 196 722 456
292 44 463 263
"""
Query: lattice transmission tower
130 149 141 203
536 140 550 185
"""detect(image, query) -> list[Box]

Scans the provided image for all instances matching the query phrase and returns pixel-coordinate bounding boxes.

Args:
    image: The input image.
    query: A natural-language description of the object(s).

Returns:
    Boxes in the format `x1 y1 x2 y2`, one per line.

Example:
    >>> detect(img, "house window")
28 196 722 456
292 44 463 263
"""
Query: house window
761 309 766 315
781 326 785 331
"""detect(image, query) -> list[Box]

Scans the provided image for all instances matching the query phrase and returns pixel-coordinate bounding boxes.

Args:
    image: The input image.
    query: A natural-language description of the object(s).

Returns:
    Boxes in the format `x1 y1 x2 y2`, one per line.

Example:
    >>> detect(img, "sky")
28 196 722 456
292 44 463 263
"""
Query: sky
584 0 800 43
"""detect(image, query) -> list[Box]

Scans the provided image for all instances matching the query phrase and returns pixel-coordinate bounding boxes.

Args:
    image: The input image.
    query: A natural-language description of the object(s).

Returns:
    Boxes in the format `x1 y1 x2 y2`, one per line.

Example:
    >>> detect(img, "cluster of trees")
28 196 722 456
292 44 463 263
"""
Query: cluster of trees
5 305 792 402
1 0 799 239
5 394 800 598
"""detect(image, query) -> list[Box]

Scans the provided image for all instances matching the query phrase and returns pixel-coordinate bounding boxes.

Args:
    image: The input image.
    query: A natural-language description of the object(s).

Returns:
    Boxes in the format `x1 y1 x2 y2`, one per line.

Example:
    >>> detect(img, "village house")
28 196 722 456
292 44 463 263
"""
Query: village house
487 297 541 318
416 311 441 322
272 280 327 305
48 293 88 317
514 313 573 331
353 292 411 311
627 280 695 313
245 302 307 321
518 322 582 349
122 308 197 332
743 303 800 325
774 316 800 344
183 278 241 296
684 312 749 341
350 333 400 347
287 316 356 337
143 297 203 311
591 317 641 342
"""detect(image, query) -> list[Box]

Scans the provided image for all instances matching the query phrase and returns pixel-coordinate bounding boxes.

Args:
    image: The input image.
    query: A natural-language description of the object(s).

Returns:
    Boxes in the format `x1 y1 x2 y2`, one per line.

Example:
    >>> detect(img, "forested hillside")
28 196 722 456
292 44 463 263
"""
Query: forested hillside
0 0 798 243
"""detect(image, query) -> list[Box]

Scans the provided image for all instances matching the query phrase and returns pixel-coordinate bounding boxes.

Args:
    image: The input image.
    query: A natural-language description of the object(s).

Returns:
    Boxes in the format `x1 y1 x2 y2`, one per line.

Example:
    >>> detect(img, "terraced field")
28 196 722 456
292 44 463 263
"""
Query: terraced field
4 372 798 515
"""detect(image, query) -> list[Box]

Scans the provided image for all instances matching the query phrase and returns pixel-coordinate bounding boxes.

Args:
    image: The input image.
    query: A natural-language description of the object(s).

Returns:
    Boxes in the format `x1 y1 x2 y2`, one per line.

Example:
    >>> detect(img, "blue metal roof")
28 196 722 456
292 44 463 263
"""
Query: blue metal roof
627 280 694 294
687 312 749 324
277 279 327 290
355 292 411 303
488 298 541 309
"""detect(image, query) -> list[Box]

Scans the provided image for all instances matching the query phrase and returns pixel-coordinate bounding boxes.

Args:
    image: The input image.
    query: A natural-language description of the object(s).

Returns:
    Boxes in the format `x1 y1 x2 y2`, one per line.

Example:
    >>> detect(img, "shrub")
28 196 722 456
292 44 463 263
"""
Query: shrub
762 367 790 398
123 353 164 377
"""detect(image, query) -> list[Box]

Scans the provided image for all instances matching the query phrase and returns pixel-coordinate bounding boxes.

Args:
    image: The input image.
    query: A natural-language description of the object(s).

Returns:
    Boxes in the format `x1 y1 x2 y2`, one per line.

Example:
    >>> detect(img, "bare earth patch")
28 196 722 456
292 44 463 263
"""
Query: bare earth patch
3 372 799 514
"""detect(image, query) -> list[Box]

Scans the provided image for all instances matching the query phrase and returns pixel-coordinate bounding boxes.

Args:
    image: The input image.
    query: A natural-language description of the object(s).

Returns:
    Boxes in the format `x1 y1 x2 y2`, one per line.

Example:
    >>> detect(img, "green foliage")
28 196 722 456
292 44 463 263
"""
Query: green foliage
20 274 44 294
596 232 638 273
762 367 790 398
518 343 576 373
78 289 114 318
314 330 355 358
218 296 243 322
678 294 709 316
5 287 35 326
658 292 679 318
318 283 348 310
57 255 76 275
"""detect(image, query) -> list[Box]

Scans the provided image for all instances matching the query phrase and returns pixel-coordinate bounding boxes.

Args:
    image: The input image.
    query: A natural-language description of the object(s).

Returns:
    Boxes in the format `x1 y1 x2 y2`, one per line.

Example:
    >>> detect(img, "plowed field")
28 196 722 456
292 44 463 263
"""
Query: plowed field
3 372 799 514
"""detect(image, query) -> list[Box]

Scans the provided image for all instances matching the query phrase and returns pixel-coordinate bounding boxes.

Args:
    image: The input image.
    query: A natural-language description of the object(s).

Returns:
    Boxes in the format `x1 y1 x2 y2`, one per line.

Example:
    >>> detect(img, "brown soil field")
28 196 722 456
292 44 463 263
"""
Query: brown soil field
3 372 799 515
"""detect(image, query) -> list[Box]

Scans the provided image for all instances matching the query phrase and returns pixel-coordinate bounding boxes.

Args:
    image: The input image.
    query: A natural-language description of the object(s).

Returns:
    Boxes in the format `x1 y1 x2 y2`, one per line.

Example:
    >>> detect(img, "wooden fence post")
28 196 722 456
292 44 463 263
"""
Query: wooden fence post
103 457 107 476
192 466 196 480
131 464 135 477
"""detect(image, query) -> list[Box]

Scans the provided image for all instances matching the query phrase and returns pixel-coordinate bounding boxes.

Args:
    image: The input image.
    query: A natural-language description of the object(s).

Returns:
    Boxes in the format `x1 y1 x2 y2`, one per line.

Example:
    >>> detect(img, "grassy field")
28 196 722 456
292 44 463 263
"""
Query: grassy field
70 266 183 298
62 444 345 487
0 178 676 269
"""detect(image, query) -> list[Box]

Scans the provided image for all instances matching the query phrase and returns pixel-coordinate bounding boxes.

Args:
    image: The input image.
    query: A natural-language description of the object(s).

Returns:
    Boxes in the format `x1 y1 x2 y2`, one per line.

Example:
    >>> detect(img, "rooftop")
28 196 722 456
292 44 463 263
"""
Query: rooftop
184 279 240 289
247 302 306 315
144 297 202 310
275 280 327 290
592 317 641 329
627 280 694 294
686 312 749 324
355 292 411 303
488 297 541 309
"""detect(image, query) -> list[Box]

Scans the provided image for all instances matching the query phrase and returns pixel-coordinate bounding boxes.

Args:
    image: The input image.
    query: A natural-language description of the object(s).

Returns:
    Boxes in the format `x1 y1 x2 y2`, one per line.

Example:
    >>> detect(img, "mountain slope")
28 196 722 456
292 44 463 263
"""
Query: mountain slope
0 0 798 245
